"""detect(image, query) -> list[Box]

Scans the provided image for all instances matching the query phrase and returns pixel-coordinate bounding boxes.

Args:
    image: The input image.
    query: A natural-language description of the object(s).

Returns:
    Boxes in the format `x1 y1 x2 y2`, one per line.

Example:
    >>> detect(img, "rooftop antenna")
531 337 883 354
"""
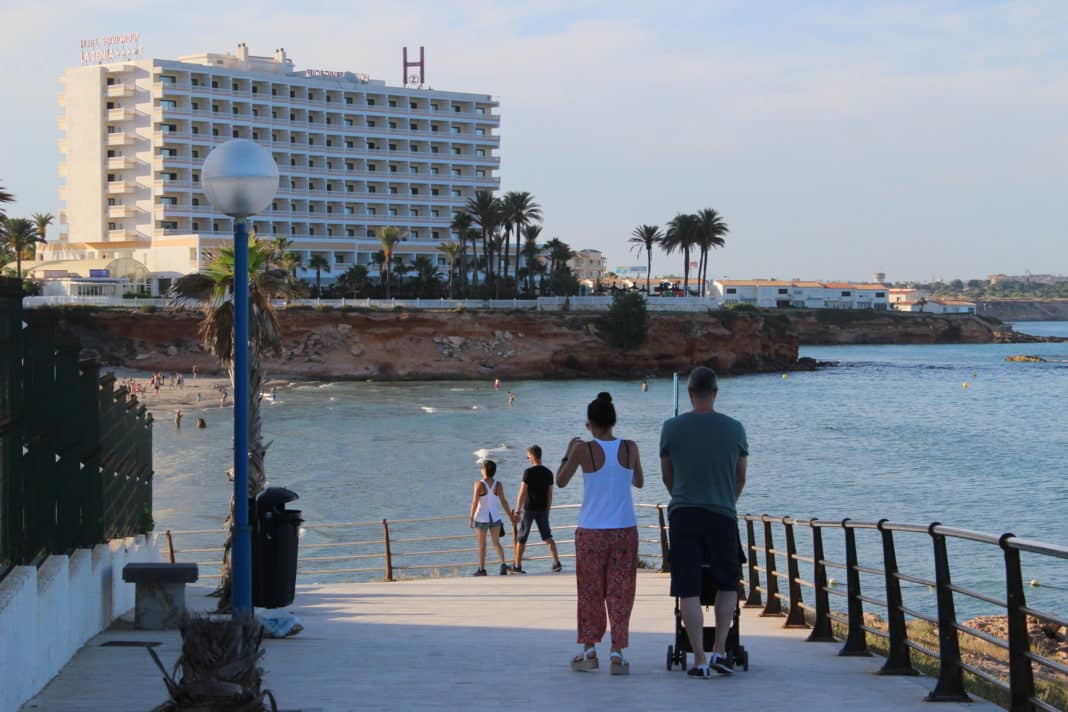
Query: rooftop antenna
403 46 425 87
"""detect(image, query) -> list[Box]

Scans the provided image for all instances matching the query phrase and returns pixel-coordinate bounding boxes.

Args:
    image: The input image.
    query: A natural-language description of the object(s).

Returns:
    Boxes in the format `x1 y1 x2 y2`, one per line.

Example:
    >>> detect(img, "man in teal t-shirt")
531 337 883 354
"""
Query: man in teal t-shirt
660 366 748 678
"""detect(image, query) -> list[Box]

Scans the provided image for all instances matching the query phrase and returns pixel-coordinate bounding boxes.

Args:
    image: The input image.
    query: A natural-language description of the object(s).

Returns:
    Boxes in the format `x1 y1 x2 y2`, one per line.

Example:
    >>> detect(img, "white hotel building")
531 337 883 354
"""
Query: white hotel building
713 280 890 310
49 44 500 292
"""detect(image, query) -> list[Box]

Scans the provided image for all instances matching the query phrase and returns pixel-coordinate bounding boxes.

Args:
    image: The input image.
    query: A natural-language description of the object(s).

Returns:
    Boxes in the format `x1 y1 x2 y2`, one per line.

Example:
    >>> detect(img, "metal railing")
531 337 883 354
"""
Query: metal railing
165 502 670 582
740 514 1068 711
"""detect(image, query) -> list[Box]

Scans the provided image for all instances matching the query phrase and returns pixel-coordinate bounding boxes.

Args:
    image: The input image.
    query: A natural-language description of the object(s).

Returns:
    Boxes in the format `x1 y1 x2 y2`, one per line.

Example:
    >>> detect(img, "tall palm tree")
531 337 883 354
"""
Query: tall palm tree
281 251 301 279
378 227 403 298
392 254 408 294
410 255 440 297
450 212 473 291
695 209 728 297
629 225 662 295
436 241 463 298
169 236 296 611
520 224 543 296
308 254 330 297
501 191 542 288
0 183 13 220
269 235 294 269
338 264 369 298
464 191 501 293
0 218 42 279
663 213 700 296
30 213 53 261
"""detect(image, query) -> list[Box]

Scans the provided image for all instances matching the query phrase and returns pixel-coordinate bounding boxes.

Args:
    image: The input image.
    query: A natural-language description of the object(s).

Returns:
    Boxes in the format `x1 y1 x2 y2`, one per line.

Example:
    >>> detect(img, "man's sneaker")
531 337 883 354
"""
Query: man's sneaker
551 561 563 573
499 563 509 576
509 565 527 574
687 664 711 679
472 568 487 576
709 654 734 675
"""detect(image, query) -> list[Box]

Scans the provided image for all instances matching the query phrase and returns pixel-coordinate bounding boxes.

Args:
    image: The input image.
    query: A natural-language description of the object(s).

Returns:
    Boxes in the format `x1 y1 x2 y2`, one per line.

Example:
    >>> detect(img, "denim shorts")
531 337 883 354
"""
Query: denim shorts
474 520 502 531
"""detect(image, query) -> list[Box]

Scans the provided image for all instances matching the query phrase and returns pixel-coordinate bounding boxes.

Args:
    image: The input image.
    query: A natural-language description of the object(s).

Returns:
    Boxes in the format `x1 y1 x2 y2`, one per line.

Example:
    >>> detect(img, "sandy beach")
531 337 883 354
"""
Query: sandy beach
113 368 292 421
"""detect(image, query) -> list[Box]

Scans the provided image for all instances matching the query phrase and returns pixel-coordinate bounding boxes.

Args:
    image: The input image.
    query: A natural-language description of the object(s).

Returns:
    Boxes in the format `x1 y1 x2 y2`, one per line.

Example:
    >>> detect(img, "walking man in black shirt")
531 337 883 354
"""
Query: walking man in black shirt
512 445 563 573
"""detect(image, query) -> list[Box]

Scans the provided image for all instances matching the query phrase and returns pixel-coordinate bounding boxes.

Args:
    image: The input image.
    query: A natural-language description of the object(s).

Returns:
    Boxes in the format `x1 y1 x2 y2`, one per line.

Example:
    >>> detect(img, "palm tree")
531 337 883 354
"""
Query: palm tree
0 183 13 220
378 227 402 298
520 224 542 296
337 264 369 298
0 218 42 279
501 191 542 288
629 225 662 295
392 254 408 294
410 255 440 297
464 191 501 293
663 213 700 296
695 209 728 297
436 241 464 298
450 212 473 291
169 236 296 611
269 235 294 269
308 254 330 297
280 251 302 280
30 213 53 261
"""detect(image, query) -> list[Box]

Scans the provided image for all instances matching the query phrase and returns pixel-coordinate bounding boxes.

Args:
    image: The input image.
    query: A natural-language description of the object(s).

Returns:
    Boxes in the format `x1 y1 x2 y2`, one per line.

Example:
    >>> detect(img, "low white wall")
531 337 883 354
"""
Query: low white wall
0 534 162 712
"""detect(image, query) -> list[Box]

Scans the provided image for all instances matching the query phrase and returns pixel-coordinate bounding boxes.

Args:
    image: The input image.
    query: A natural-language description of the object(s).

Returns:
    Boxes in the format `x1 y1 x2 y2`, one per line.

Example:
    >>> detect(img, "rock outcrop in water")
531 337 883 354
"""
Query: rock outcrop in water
34 307 798 379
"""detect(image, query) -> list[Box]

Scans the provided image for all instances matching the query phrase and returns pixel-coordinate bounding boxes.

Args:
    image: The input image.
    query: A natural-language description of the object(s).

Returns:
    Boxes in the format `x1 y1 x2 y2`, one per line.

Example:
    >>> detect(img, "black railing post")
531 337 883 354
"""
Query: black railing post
657 504 670 573
783 517 809 628
839 519 871 656
876 519 916 675
744 516 762 608
1000 533 1035 712
807 520 835 642
382 518 394 582
761 515 785 617
926 523 970 702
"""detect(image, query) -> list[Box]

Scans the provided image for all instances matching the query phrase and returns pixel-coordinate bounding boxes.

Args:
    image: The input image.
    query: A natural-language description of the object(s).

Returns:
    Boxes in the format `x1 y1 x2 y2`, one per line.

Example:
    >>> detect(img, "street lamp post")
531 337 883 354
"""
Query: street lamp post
202 139 279 618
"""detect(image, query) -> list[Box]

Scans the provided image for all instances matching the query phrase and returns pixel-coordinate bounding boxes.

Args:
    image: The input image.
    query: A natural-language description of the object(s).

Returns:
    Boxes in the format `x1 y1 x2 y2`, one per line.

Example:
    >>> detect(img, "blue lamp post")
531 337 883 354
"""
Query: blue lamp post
202 139 279 618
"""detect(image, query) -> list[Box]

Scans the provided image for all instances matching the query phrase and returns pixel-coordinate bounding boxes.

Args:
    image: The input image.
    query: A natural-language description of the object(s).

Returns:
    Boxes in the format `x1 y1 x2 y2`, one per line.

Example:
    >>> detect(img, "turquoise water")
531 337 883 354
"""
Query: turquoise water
151 329 1068 616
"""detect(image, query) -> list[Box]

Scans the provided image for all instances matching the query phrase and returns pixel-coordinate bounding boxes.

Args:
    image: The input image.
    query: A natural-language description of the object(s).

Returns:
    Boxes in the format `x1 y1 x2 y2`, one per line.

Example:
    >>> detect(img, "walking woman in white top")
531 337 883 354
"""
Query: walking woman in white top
556 392 644 675
468 459 516 576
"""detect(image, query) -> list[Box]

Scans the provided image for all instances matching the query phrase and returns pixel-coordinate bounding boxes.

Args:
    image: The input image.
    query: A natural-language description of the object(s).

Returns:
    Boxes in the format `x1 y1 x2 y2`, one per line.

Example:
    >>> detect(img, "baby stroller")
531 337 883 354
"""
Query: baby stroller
666 559 749 672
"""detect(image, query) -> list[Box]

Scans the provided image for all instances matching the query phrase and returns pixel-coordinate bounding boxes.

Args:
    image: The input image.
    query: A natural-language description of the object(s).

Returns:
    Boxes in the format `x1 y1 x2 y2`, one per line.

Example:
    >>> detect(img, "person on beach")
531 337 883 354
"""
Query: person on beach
556 392 644 676
468 459 516 576
659 366 748 678
511 445 562 574
174 409 182 429
192 364 198 381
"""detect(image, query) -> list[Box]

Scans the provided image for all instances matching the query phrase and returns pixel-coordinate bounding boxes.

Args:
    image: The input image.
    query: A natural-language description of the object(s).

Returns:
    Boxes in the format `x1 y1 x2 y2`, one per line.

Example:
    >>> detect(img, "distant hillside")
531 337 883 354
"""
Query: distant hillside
977 300 1068 321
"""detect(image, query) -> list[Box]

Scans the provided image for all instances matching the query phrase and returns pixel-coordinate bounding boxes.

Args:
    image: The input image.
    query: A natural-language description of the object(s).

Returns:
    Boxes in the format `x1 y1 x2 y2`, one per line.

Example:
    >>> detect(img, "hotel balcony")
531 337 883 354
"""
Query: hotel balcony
107 205 136 219
57 163 68 178
107 156 137 170
106 108 137 122
57 116 68 132
106 228 138 241
106 83 136 98
154 80 192 94
106 180 135 194
106 132 137 146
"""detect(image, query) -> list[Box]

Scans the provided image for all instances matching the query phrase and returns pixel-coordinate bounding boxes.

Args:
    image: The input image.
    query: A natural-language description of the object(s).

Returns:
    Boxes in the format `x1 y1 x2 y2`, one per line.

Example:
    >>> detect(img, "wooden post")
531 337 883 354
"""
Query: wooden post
166 529 176 564
382 518 394 582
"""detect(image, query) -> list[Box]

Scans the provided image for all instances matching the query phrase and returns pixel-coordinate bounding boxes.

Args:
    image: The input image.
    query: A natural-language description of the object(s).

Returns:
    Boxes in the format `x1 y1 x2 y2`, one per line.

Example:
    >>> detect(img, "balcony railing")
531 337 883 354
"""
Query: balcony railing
106 83 136 98
106 132 136 146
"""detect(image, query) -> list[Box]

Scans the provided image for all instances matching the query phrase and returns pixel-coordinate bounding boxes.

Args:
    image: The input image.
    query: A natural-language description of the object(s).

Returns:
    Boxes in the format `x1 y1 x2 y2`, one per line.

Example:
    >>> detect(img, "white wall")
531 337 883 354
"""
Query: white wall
0 535 162 712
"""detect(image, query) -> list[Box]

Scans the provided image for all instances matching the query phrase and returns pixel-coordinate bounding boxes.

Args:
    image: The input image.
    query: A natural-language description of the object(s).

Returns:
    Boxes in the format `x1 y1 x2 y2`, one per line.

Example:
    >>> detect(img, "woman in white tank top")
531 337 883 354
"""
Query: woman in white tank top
468 459 516 576
556 392 644 675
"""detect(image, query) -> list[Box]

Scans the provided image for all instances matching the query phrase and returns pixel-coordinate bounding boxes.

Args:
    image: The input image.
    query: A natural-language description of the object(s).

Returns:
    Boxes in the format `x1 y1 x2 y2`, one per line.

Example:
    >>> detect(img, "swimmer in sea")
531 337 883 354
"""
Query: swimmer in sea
507 391 516 407
495 378 501 391
641 377 648 392
175 410 183 429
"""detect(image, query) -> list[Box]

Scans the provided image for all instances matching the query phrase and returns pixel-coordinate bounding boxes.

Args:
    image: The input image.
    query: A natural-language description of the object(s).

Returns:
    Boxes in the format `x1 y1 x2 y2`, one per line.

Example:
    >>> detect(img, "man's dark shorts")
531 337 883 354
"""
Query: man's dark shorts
669 508 740 597
517 510 553 544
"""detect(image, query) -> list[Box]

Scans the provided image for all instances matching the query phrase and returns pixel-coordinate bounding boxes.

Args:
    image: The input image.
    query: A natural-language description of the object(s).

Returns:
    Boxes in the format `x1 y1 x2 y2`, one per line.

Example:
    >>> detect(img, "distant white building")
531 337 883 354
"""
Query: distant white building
569 249 606 284
712 280 890 310
895 298 976 314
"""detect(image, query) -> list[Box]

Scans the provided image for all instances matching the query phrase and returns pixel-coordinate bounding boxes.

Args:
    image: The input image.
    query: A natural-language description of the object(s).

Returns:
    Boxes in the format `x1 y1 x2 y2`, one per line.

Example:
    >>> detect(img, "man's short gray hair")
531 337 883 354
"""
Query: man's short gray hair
687 366 719 396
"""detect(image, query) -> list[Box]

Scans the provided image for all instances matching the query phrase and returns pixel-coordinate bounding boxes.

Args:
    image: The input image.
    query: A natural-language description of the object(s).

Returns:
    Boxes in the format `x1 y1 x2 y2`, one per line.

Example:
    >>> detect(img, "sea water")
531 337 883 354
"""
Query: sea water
151 327 1067 616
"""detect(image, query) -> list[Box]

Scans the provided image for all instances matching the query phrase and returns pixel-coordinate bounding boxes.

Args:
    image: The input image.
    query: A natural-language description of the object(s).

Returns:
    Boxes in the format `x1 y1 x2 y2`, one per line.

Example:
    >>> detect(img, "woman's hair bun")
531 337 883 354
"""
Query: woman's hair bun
596 392 612 404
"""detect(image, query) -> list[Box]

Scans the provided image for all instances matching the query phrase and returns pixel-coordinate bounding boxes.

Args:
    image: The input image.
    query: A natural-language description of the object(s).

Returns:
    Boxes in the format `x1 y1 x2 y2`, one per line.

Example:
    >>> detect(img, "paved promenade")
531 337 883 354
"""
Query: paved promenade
25 571 996 712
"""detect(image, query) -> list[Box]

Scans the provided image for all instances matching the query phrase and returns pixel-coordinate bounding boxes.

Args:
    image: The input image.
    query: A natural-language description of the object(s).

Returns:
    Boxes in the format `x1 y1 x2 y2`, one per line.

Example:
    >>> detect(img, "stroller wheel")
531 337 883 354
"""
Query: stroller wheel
666 645 674 671
739 647 749 671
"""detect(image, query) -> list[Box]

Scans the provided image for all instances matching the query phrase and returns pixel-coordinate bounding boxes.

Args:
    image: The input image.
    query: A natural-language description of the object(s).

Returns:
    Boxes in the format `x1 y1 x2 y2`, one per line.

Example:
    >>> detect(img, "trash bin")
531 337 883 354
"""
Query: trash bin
252 486 302 608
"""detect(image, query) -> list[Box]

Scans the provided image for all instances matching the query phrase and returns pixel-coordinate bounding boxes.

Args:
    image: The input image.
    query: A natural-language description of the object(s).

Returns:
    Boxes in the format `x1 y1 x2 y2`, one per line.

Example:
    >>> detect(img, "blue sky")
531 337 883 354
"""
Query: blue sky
1 0 1066 282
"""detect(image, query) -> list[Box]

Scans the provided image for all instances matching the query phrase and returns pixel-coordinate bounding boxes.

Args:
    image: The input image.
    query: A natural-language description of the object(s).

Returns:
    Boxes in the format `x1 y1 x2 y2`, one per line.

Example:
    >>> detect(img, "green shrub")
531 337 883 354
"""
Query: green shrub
601 292 648 349
724 302 759 313
139 304 157 314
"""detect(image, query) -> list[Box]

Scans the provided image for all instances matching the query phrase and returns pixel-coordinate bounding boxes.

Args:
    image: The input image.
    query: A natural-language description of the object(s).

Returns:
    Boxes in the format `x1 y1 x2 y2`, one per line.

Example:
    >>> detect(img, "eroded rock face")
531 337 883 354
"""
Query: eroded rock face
39 307 799 379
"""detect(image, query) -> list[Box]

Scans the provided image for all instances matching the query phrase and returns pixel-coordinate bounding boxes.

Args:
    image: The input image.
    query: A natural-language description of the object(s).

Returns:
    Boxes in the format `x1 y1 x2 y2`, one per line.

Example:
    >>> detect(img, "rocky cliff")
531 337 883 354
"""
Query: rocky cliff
787 311 1008 345
34 307 798 379
977 299 1068 322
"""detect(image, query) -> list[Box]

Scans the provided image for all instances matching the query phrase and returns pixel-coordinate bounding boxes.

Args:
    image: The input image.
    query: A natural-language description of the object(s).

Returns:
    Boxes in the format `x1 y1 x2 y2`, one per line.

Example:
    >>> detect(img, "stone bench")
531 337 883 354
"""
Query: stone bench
122 563 199 630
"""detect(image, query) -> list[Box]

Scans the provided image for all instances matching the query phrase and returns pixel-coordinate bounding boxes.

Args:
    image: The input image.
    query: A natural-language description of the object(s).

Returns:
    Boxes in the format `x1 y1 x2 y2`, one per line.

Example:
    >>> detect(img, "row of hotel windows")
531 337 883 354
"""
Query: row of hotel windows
724 288 886 298
153 149 491 177
154 75 492 114
153 100 493 134
150 126 492 156
148 220 451 241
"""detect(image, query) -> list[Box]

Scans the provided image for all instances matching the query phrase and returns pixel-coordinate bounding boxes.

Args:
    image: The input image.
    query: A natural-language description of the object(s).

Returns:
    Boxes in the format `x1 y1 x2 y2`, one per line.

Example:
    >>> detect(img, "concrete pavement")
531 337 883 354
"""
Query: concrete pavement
24 570 997 712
